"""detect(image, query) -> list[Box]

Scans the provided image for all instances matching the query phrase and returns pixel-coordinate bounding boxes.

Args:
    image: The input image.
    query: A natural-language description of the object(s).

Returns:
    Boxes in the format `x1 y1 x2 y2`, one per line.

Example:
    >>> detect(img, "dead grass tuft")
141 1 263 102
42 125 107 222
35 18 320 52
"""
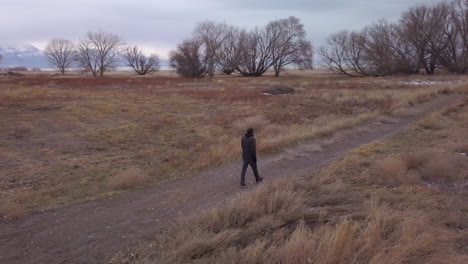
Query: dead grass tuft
369 157 420 186
193 179 309 233
404 150 466 184
403 150 435 170
417 112 442 130
419 155 464 183
369 150 466 186
0 202 27 220
108 168 148 190
232 115 270 133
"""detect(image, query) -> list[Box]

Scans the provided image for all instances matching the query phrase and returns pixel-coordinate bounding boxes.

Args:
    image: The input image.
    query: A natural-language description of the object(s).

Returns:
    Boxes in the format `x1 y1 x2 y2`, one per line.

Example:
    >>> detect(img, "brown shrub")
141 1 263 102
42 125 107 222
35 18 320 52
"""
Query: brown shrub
419 155 464 183
417 113 442 130
108 168 148 190
13 190 35 204
0 202 26 220
402 150 435 170
438 87 453 95
369 157 420 186
442 105 460 116
371 151 466 185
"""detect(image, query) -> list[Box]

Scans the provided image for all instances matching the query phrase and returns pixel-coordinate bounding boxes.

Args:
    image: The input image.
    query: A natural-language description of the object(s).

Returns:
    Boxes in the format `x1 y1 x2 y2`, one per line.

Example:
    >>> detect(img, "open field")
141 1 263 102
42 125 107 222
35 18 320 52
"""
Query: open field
0 71 467 217
112 88 468 264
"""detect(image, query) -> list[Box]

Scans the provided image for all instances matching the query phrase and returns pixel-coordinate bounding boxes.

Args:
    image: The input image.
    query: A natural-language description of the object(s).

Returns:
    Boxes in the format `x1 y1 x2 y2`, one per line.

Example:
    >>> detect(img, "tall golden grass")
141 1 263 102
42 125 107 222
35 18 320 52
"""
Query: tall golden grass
111 98 468 264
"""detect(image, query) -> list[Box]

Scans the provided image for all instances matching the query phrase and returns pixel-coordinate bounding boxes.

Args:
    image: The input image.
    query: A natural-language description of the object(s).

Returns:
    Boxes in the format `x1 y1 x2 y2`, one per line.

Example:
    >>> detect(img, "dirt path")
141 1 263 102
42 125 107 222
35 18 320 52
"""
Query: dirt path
0 94 463 264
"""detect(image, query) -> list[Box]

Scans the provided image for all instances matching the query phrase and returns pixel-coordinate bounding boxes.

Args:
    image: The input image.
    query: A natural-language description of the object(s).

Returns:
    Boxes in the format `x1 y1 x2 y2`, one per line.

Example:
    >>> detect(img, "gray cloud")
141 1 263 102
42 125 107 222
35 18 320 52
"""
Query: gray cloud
0 0 445 59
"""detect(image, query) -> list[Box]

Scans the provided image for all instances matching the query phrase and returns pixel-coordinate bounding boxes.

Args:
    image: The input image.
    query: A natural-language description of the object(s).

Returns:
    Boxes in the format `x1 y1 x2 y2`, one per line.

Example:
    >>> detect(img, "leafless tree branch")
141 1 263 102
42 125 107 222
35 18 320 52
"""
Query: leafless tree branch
75 31 124 77
124 46 160 75
45 39 76 74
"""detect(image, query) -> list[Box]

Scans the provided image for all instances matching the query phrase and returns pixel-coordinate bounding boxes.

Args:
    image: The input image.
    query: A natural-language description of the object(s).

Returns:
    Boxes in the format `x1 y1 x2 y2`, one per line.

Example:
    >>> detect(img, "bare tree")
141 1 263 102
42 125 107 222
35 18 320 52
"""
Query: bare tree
218 26 241 75
319 31 359 77
435 0 468 73
44 39 75 74
268 16 313 77
345 31 374 75
175 18 314 77
399 5 445 74
388 24 420 74
320 0 468 77
194 21 230 78
321 22 401 77
170 39 208 78
235 28 274 77
363 20 403 76
75 31 124 77
124 46 160 75
293 40 314 70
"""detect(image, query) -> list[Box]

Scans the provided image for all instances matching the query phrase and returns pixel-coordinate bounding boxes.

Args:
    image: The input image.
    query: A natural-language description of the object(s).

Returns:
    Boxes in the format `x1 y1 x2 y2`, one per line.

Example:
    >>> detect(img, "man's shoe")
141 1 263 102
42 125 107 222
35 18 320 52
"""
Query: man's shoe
256 177 263 184
240 184 246 188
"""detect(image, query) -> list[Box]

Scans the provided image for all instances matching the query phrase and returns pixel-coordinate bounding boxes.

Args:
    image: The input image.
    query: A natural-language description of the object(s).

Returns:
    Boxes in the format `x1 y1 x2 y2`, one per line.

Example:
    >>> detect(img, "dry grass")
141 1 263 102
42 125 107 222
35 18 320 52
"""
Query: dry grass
419 155 464 184
453 143 468 154
368 150 466 186
368 157 420 186
232 115 271 133
111 93 468 264
0 74 465 212
0 202 26 220
108 168 148 190
417 112 443 130
403 150 435 170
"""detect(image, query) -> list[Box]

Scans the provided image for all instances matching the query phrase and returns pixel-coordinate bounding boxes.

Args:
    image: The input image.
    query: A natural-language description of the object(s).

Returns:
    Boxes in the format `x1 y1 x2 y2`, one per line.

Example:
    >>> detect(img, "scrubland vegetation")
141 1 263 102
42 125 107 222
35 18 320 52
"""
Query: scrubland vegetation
0 74 464 218
111 89 468 264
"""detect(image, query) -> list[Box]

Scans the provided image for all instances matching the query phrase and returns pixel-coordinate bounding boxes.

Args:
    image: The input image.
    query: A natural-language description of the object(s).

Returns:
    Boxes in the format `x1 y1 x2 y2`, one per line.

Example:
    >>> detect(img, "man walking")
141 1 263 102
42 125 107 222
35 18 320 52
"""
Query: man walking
240 128 263 188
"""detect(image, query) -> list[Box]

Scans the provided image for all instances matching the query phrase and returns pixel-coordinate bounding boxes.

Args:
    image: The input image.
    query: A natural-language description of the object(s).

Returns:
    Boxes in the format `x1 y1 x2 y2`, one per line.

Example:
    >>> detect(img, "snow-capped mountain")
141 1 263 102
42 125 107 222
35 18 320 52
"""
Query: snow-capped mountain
0 44 49 68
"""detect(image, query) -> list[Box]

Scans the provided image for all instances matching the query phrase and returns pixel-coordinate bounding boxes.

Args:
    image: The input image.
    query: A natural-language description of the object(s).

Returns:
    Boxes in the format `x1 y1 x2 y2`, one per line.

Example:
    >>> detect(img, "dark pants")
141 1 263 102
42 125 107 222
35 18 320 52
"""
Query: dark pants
240 159 260 185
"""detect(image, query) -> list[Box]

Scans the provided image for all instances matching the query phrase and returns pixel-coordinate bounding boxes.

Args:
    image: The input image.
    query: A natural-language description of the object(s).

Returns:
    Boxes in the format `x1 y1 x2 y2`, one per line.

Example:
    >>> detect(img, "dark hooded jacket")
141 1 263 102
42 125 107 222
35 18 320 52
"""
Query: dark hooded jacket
241 132 257 161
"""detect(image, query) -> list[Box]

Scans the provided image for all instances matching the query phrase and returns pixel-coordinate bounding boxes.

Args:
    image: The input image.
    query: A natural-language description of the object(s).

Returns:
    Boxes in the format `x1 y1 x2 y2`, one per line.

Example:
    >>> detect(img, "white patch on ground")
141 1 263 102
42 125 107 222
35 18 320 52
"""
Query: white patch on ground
401 80 454 86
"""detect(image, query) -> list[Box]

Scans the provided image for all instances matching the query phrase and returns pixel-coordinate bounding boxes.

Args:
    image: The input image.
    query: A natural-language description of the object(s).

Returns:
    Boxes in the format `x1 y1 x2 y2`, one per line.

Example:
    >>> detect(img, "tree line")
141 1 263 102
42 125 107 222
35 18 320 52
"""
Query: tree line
170 16 314 78
319 0 468 76
5 0 467 78
43 32 160 77
37 16 313 78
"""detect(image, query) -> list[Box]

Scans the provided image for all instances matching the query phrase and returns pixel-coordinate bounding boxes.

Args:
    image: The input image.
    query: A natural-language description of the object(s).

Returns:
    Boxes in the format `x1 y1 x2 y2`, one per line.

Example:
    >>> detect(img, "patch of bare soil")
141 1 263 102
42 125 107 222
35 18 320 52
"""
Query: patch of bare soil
0 94 463 264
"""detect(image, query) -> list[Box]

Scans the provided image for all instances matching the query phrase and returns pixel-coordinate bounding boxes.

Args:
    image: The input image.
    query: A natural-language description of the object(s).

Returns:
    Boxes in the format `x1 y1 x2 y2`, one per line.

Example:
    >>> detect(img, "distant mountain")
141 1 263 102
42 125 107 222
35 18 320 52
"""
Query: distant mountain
0 44 49 69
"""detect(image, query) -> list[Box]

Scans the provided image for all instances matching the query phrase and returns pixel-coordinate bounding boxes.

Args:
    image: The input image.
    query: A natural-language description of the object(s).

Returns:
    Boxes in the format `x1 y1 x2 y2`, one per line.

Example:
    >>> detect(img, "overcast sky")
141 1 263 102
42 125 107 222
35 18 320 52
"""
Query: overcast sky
1 0 444 59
